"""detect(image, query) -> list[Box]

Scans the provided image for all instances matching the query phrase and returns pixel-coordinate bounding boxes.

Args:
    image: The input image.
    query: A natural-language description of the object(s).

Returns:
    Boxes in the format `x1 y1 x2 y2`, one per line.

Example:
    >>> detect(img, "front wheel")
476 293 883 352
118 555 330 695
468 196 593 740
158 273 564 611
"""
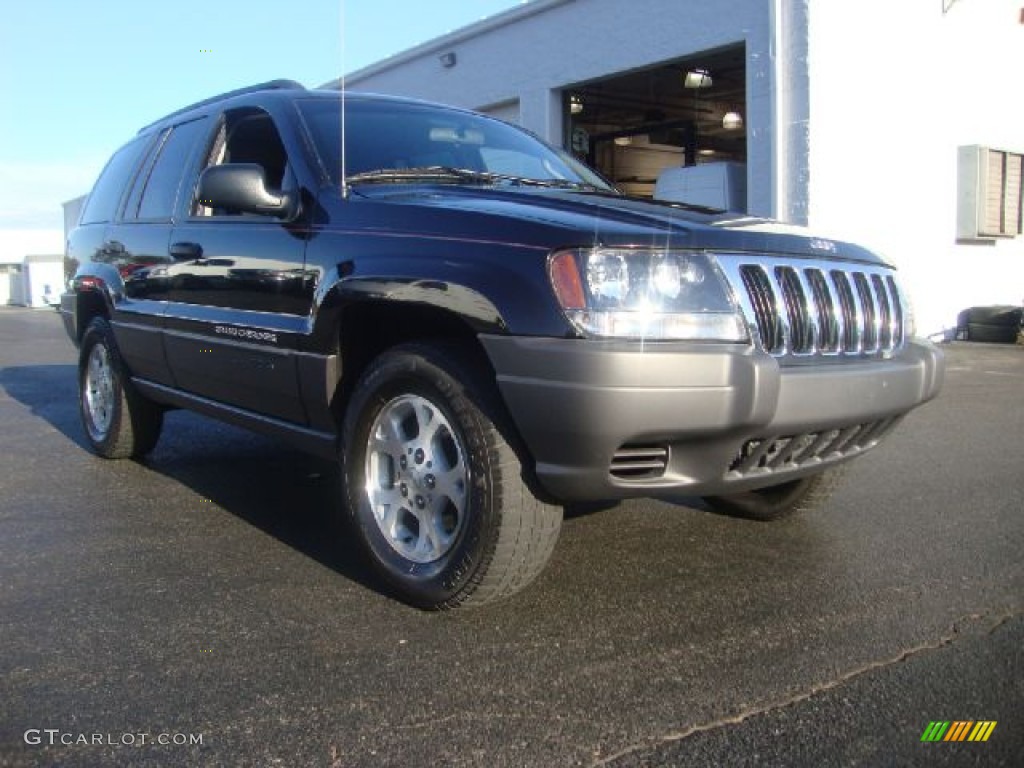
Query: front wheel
341 342 562 609
702 466 848 521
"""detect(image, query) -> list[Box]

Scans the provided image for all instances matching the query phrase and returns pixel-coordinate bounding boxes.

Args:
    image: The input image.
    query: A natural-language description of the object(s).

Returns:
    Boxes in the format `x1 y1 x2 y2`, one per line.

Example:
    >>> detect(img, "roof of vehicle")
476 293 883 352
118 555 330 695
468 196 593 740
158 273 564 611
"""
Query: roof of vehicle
136 79 304 134
136 80 480 135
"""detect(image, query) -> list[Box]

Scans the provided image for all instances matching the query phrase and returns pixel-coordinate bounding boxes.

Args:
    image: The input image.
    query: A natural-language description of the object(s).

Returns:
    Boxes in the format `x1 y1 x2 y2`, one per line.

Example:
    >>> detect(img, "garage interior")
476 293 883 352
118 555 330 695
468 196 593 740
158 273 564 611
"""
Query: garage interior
564 44 747 202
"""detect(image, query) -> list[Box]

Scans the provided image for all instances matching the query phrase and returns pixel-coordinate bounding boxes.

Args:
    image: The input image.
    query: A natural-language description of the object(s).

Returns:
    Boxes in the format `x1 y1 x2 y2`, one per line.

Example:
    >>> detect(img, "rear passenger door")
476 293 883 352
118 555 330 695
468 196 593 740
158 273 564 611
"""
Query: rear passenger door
162 106 313 423
108 117 210 386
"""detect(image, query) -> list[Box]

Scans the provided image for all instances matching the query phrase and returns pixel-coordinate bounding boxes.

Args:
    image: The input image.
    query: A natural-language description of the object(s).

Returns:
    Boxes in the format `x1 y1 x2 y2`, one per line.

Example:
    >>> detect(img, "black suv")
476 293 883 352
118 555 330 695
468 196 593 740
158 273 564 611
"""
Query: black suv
62 80 943 608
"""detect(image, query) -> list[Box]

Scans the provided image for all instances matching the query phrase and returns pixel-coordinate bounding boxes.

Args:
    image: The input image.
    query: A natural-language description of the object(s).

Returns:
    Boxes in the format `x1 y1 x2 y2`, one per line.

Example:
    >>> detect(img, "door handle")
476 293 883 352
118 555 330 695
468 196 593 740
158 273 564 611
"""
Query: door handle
169 241 203 260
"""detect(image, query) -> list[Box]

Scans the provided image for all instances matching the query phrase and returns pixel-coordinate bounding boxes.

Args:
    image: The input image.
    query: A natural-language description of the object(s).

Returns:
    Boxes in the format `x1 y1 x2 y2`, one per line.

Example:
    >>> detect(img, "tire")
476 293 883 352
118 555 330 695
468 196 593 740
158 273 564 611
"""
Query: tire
962 305 1021 326
341 342 562 609
966 322 1019 344
78 317 163 459
702 465 847 522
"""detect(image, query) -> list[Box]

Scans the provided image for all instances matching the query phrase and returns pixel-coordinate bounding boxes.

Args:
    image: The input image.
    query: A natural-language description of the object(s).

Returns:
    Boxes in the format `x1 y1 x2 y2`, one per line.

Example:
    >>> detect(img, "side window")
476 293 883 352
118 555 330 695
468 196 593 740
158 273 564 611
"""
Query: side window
132 117 208 221
79 135 151 225
194 108 290 217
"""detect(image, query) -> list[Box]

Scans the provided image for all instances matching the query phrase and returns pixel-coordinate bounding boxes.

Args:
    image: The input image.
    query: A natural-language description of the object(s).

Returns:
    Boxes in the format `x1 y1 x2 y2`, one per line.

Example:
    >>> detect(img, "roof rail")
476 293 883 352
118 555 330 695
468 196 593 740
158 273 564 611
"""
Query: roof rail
137 79 305 134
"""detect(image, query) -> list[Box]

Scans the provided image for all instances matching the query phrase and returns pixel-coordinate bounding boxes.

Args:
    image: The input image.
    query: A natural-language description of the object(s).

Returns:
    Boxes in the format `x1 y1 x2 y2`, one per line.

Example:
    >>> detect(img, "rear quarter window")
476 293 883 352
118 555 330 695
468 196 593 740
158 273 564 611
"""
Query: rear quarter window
79 135 153 225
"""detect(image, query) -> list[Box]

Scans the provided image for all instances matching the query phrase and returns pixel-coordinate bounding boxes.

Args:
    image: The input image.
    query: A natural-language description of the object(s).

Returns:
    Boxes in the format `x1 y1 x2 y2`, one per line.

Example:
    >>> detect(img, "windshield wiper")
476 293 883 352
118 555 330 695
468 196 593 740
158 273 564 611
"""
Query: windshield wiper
345 166 602 191
497 175 605 191
345 166 480 185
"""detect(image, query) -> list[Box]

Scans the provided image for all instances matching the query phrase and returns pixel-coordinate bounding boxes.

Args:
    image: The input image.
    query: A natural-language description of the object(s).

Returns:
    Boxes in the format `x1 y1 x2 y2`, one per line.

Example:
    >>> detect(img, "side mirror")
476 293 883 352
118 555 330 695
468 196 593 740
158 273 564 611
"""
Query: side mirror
197 164 298 220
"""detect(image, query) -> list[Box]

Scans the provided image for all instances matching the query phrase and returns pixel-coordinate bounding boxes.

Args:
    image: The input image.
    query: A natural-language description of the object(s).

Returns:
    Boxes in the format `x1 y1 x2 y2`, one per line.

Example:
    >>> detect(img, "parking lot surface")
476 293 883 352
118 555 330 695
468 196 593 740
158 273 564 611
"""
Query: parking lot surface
1 306 1021 767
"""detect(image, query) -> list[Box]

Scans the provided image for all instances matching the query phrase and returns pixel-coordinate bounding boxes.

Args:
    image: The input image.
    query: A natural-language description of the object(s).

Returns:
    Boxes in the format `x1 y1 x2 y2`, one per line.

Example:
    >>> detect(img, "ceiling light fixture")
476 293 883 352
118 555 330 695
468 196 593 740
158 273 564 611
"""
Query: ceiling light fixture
614 136 633 146
684 68 712 89
570 94 584 115
722 111 744 130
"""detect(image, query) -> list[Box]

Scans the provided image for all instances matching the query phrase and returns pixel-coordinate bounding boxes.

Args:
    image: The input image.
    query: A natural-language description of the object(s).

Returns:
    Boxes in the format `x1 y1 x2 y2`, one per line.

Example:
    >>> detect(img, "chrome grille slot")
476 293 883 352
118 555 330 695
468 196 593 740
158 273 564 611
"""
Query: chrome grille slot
853 273 878 352
719 255 907 360
887 275 905 347
831 271 860 353
610 445 668 479
806 269 840 352
776 267 813 353
871 274 893 349
739 266 784 353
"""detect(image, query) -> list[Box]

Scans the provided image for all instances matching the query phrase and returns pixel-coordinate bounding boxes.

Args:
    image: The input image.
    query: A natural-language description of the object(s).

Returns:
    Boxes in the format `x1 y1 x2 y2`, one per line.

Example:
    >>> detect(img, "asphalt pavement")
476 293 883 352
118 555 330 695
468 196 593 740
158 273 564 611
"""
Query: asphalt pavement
1 306 1021 767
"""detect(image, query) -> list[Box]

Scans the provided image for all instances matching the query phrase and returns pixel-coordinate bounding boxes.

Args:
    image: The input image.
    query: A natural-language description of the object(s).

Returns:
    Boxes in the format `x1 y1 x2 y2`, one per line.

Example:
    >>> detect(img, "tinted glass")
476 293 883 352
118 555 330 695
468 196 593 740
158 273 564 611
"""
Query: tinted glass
297 98 613 191
121 138 161 223
79 135 152 225
136 117 208 220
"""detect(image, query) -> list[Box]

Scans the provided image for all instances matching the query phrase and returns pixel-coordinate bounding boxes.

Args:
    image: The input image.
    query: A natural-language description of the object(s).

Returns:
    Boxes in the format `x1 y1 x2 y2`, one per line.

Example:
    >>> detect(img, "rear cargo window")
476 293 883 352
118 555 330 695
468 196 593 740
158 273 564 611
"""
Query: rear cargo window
79 135 152 225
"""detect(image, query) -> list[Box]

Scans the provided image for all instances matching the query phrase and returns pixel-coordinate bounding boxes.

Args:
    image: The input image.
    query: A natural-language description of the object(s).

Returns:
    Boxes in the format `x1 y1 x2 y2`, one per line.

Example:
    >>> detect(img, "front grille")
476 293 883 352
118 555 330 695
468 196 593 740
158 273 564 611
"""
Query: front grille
724 258 907 359
610 444 669 479
727 417 902 477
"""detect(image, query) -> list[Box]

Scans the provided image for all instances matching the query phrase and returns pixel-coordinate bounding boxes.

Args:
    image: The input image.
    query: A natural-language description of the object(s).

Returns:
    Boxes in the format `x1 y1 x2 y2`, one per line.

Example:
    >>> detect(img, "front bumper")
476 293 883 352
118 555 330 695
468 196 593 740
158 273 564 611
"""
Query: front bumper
481 336 944 501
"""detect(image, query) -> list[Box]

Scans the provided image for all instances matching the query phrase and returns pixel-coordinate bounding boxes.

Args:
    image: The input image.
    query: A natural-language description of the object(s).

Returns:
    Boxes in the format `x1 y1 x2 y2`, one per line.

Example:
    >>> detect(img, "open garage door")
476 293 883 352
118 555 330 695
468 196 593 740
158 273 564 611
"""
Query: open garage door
564 45 747 208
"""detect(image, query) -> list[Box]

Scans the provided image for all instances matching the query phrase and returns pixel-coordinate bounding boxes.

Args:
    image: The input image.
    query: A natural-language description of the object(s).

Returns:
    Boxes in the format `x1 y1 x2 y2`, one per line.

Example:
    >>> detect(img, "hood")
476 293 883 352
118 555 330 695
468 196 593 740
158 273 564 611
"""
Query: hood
342 185 887 266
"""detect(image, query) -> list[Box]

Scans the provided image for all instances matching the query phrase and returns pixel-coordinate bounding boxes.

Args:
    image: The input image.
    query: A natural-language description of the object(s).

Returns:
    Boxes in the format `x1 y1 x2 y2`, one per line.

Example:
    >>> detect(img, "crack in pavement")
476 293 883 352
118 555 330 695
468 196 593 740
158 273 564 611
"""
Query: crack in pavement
589 607 1021 767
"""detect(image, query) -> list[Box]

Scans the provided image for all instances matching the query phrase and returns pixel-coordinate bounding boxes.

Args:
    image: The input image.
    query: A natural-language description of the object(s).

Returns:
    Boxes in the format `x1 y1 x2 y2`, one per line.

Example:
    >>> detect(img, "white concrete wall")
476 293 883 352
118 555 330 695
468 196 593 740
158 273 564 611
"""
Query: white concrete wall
0 230 64 306
24 260 64 308
8 272 28 306
807 0 1024 335
0 269 16 306
342 0 785 218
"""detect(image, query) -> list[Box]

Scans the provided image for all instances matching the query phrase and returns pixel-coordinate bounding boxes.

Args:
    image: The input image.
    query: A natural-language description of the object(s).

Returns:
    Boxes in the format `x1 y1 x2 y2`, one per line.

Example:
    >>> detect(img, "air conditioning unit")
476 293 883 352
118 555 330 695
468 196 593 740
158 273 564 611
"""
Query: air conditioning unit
957 145 1023 240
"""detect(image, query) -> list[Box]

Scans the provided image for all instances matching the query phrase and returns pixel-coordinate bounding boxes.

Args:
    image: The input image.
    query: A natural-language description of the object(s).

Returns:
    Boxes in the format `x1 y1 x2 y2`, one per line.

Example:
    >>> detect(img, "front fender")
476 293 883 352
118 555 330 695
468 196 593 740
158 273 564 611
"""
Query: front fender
320 274 504 327
305 249 575 352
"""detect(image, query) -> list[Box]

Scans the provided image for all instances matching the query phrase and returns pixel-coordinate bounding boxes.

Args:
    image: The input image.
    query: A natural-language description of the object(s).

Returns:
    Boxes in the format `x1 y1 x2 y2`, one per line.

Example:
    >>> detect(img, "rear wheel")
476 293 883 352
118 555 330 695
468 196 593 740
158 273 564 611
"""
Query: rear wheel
78 317 163 459
703 466 847 521
341 342 562 609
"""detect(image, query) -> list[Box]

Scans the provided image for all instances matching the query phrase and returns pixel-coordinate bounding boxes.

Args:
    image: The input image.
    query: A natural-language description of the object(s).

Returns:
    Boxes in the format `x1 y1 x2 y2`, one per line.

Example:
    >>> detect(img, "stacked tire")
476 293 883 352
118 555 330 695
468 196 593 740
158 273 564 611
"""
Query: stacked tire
956 306 1023 344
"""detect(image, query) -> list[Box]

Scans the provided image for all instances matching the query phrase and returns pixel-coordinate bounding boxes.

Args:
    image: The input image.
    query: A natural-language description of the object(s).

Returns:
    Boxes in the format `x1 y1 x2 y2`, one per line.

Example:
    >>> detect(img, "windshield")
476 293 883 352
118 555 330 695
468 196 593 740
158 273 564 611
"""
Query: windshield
297 97 615 192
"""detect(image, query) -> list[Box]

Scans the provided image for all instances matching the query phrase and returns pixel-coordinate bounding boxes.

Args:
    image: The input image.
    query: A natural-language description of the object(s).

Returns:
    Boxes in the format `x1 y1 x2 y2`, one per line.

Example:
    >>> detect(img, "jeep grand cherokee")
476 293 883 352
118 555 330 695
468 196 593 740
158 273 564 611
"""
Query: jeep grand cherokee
62 81 944 608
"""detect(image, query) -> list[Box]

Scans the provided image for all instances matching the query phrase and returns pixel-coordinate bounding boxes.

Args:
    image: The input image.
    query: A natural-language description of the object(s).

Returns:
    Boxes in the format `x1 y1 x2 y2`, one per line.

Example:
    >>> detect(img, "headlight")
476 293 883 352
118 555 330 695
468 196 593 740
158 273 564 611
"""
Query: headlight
549 248 748 341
